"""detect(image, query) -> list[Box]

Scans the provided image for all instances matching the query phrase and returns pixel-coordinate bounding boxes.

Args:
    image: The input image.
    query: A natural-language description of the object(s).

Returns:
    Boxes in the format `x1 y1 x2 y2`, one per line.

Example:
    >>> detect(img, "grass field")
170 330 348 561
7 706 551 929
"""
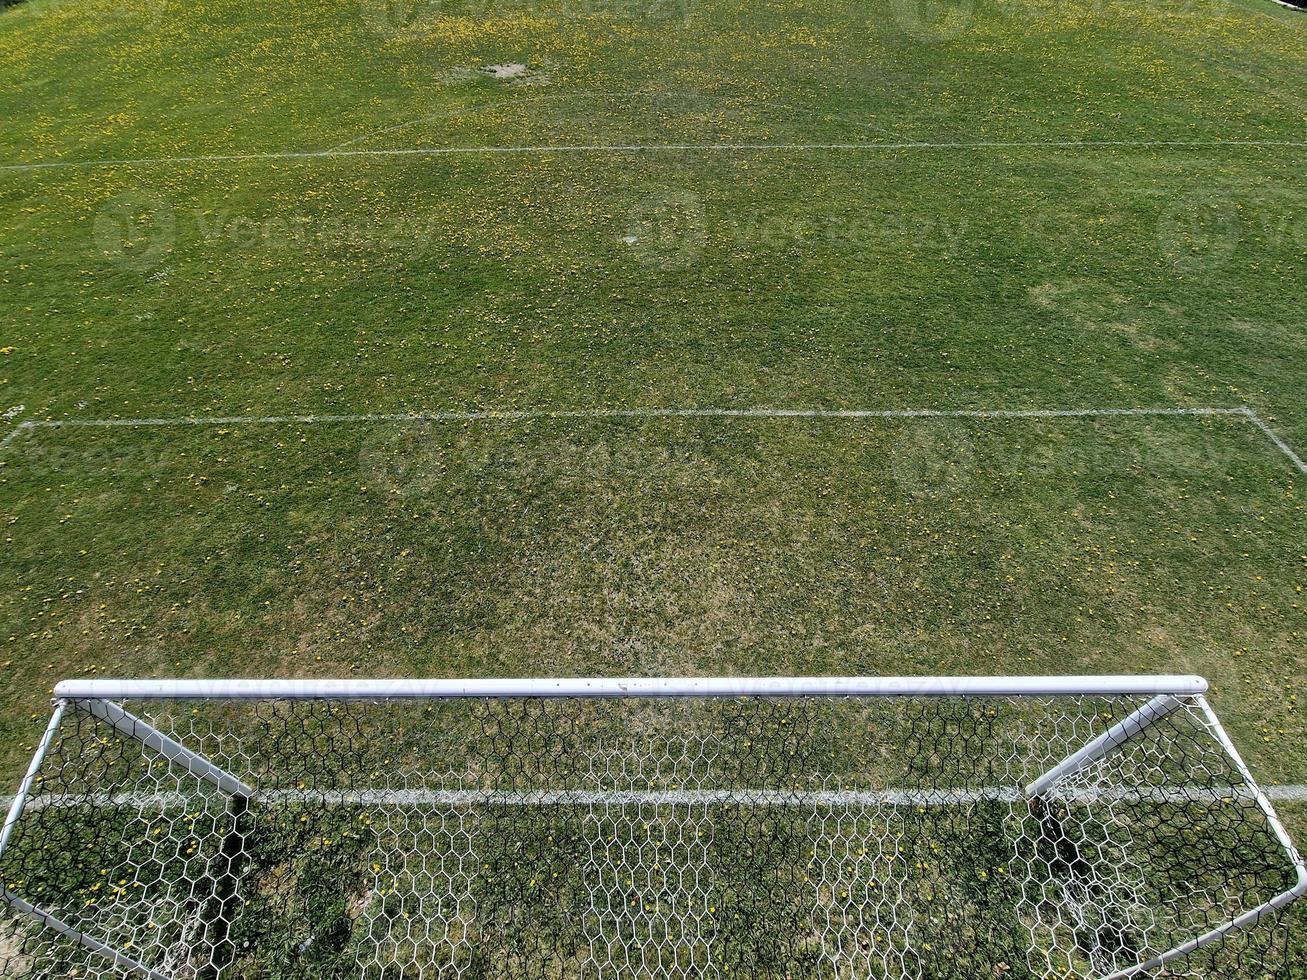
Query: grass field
0 0 1305 968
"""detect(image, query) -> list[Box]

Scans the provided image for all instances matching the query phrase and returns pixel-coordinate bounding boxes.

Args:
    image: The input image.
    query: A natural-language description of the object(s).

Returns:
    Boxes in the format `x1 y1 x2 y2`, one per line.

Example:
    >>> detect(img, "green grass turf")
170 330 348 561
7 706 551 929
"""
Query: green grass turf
1 415 1303 781
0 0 1303 788
3 0 1307 970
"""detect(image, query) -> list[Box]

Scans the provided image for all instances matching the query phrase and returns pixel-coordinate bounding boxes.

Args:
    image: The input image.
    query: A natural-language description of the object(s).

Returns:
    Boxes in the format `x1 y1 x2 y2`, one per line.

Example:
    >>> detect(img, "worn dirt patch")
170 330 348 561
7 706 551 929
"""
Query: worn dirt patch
0 919 32 977
481 62 531 81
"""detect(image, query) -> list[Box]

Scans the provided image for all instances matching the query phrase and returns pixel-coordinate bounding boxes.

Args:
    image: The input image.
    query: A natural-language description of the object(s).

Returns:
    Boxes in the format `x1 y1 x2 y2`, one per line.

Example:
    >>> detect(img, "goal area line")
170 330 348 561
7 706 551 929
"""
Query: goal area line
2 403 1304 473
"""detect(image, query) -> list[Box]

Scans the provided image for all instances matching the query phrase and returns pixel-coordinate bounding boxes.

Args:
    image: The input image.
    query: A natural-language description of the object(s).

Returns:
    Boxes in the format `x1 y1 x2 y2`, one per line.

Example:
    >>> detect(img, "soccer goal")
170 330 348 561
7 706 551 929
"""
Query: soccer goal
1 676 1303 979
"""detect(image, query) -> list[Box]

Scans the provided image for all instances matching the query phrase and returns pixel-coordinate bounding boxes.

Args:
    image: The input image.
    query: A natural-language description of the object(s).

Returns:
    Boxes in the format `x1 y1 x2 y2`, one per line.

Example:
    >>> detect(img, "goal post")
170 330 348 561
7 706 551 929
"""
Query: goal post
1 675 1303 979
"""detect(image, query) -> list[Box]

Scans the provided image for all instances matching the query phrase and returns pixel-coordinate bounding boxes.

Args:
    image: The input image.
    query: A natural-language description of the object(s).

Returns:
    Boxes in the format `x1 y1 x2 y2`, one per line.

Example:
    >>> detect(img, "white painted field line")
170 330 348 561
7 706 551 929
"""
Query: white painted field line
12 406 1253 430
11 784 1307 811
240 783 1307 807
4 404 1301 474
1241 407 1307 475
1 139 1304 174
0 420 33 451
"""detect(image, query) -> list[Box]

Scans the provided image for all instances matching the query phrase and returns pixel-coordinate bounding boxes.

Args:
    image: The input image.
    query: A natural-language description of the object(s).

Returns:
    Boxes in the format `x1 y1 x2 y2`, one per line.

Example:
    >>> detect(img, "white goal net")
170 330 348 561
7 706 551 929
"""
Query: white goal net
0 676 1303 979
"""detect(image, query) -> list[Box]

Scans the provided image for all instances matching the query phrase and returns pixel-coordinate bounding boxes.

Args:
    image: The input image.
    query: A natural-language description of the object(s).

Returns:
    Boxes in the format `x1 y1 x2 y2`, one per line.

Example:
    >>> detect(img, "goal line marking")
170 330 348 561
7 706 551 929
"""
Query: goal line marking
10 784 1307 812
1 404 1303 473
1 138 1303 173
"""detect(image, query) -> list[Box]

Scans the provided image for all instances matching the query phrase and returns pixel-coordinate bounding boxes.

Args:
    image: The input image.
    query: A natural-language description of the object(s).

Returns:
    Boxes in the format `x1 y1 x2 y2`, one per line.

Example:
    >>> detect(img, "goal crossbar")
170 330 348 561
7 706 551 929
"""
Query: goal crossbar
52 673 1210 700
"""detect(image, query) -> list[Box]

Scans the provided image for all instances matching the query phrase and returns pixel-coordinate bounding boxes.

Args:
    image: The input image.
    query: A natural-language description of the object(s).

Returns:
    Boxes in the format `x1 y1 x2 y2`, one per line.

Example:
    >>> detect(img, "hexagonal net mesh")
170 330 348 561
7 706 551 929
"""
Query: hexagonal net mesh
0 691 1303 979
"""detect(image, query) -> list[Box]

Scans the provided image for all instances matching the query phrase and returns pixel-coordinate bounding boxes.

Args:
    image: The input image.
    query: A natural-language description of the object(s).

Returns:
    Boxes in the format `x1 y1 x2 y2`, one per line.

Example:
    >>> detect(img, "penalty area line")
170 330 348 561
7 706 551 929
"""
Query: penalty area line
0 404 1301 474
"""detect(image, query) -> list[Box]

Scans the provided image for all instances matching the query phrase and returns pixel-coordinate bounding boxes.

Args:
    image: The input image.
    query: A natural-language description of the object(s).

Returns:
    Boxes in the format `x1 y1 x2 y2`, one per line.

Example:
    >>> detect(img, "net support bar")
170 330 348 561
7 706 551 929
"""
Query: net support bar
74 698 253 799
0 886 168 980
1194 696 1305 871
0 700 170 980
1026 693 1186 796
1101 875 1307 980
0 699 65 864
1096 694 1307 980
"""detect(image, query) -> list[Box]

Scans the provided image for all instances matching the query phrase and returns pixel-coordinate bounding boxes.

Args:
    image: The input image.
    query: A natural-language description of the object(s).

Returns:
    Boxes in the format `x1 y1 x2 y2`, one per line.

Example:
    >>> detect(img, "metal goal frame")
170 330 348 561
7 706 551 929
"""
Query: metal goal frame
2 674 1304 980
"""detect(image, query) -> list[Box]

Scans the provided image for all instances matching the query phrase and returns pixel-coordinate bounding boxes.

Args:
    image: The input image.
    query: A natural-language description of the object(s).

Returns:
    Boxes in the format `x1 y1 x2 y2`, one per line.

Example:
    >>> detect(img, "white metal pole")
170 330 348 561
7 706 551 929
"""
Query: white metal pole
75 699 252 799
0 700 67 863
1026 694 1188 796
0 886 170 980
1193 695 1306 874
53 675 1210 701
1094 694 1307 979
1098 875 1307 980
